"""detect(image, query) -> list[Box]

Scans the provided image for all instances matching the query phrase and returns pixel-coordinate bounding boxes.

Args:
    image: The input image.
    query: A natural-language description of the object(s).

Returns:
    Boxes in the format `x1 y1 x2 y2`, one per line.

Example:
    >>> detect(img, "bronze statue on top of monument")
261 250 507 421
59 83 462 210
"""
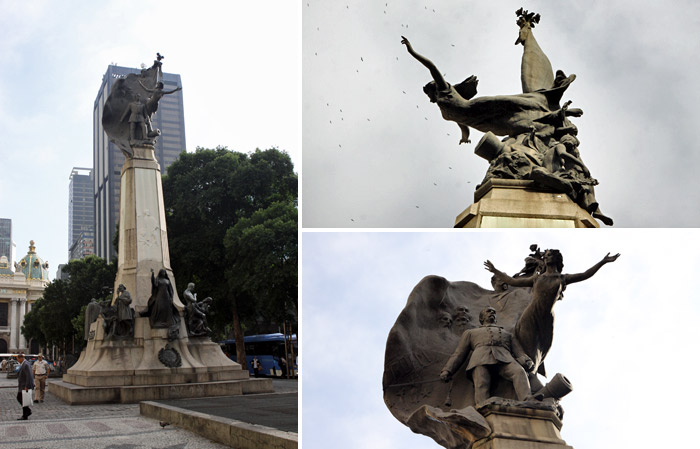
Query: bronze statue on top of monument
101 53 180 158
401 9 613 226
383 245 619 449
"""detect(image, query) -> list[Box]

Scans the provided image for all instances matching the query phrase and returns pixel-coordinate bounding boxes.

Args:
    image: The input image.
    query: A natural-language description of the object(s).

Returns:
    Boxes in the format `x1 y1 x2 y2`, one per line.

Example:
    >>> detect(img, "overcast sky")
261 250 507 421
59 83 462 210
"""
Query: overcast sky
0 0 299 277
302 229 700 448
302 0 700 228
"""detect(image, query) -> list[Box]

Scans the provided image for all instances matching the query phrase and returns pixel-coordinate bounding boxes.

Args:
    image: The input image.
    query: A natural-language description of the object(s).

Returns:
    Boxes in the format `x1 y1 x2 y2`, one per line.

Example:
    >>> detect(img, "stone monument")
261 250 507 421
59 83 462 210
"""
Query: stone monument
401 9 613 228
383 245 619 448
51 55 272 404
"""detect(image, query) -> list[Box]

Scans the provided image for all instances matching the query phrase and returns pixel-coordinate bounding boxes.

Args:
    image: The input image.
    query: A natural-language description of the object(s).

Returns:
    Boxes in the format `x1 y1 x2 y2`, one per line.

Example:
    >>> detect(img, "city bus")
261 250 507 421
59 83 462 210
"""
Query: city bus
220 333 297 377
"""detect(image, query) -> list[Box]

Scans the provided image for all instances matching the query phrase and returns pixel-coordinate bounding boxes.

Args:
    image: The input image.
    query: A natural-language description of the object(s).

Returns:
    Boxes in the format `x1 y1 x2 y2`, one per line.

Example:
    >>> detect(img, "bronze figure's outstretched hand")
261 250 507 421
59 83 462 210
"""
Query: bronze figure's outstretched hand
400 35 449 92
602 252 620 264
400 36 412 51
483 260 497 273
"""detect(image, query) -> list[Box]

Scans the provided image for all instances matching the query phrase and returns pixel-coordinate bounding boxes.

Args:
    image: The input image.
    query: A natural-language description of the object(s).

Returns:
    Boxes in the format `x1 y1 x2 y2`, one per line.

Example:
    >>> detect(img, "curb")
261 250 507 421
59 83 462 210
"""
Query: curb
140 401 298 449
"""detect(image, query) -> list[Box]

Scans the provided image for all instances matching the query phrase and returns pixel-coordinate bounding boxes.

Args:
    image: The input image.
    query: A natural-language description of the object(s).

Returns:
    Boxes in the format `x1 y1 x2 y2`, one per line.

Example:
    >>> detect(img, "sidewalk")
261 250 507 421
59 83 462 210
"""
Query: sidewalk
0 376 298 449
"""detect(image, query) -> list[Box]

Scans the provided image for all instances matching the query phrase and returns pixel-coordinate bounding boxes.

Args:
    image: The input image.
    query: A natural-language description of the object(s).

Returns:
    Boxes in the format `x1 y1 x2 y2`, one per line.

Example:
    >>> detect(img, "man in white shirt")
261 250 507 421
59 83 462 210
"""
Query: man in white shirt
32 354 50 403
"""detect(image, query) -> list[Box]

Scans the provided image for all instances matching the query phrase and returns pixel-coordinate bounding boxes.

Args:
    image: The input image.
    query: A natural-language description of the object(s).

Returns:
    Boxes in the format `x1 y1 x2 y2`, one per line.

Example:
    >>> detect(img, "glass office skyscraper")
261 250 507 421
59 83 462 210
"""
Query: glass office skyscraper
0 218 11 262
68 167 95 260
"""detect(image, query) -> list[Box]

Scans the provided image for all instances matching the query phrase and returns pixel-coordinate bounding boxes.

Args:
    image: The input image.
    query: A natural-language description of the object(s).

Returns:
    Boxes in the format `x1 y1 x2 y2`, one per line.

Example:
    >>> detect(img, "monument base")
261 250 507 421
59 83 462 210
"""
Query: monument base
49 378 272 405
51 317 273 404
454 179 599 228
473 404 573 449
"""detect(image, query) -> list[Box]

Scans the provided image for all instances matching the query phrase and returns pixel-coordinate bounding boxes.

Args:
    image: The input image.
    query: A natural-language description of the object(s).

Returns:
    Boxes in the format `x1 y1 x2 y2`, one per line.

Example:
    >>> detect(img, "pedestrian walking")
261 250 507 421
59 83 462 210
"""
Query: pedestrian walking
32 354 50 402
253 356 260 377
16 353 34 420
280 356 288 377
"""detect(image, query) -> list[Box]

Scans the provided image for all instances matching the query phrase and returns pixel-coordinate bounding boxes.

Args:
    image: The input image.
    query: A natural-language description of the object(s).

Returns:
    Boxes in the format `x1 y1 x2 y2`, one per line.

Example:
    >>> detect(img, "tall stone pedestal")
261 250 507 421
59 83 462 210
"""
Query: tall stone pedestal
473 405 573 449
114 145 182 309
52 145 273 404
454 179 599 228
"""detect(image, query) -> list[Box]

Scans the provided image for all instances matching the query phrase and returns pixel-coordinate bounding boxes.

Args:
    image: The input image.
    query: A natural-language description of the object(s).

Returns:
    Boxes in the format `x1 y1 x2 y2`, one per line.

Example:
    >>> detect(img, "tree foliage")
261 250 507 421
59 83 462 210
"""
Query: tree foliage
163 146 297 367
224 200 298 325
22 255 116 354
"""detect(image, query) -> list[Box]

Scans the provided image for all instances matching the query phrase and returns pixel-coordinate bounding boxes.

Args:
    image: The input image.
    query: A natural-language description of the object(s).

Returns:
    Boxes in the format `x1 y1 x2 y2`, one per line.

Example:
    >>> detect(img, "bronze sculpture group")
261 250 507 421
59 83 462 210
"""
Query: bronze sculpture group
101 284 135 339
383 245 619 448
183 283 213 337
401 9 612 225
83 272 214 343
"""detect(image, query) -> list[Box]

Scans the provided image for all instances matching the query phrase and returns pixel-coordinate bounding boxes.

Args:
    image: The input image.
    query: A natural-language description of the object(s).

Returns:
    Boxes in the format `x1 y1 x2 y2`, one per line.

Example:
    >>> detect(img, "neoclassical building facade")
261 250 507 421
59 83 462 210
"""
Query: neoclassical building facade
0 241 49 353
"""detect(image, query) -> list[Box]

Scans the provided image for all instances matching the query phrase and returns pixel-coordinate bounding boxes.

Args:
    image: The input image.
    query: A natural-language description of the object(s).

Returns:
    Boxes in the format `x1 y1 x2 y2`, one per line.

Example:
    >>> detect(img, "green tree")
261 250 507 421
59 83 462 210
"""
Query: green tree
163 147 297 368
22 255 116 355
224 200 298 325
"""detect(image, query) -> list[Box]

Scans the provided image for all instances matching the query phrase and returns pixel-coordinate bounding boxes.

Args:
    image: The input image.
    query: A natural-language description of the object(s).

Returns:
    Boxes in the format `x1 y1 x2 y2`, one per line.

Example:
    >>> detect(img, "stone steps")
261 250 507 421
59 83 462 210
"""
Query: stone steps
49 377 273 405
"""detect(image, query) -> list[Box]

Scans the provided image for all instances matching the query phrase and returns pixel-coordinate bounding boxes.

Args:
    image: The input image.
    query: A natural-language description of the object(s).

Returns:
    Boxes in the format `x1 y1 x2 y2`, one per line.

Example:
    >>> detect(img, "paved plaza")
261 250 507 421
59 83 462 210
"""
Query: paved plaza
0 377 297 448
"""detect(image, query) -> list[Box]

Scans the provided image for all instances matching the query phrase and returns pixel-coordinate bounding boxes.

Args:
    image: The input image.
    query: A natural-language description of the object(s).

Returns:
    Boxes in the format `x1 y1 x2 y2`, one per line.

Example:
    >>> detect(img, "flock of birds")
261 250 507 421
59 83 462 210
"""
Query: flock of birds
307 2 480 224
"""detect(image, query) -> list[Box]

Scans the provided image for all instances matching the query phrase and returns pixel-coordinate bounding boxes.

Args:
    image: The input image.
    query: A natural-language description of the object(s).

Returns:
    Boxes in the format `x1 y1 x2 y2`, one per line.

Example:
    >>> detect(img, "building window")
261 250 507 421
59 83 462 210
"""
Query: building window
0 302 8 327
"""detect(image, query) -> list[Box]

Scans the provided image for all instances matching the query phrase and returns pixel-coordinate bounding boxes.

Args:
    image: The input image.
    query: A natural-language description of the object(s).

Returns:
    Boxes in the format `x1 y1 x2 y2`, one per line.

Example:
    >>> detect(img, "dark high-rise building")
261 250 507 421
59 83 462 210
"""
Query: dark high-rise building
0 218 11 263
68 168 95 260
93 64 186 260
